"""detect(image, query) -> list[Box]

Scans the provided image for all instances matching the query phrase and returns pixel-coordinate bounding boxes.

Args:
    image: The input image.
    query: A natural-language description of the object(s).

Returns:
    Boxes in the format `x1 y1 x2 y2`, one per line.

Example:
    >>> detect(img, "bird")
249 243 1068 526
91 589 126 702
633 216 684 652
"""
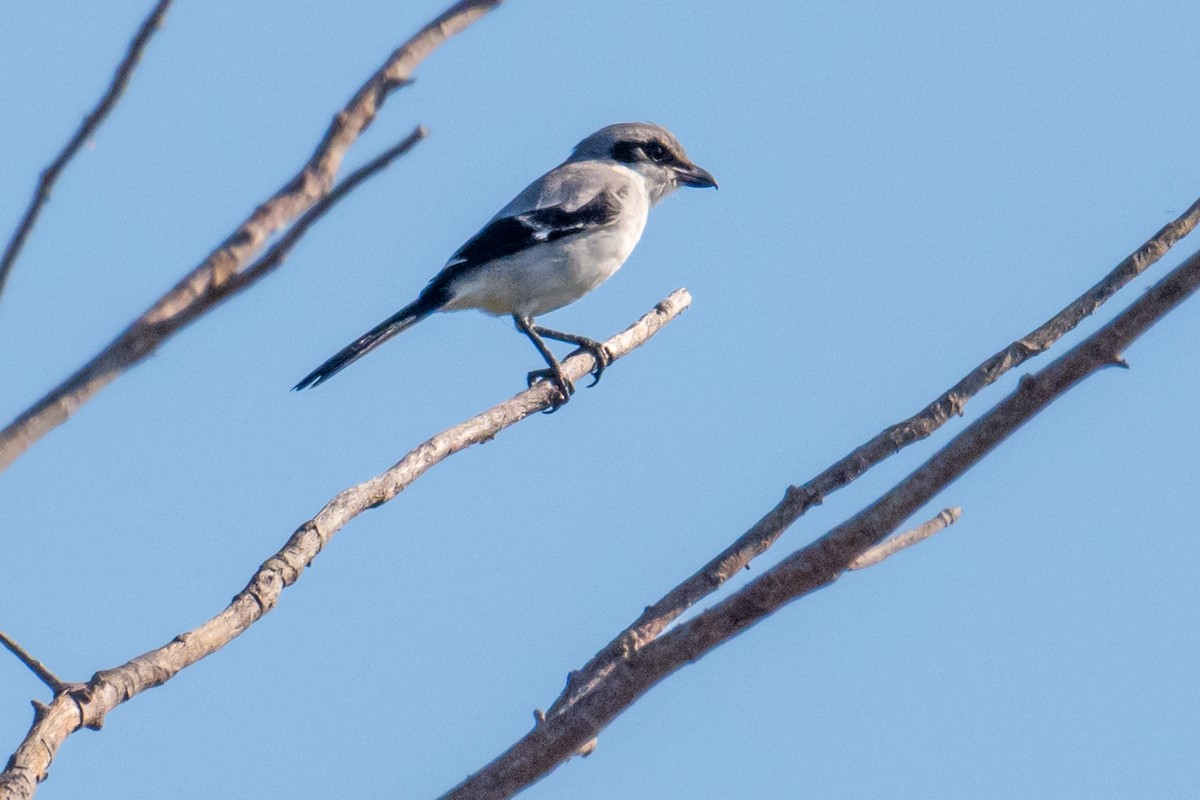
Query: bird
293 122 717 407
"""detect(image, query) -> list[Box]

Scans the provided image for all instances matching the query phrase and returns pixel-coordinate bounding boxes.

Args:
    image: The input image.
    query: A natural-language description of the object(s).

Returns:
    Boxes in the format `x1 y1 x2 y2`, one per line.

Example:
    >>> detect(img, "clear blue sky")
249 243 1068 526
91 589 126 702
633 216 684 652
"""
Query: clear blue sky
2 2 1198 798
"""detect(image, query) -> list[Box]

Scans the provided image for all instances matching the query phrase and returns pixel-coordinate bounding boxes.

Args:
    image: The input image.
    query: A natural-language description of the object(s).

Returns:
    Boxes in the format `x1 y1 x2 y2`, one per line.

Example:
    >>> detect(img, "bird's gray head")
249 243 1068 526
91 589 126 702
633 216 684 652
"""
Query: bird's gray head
569 122 717 205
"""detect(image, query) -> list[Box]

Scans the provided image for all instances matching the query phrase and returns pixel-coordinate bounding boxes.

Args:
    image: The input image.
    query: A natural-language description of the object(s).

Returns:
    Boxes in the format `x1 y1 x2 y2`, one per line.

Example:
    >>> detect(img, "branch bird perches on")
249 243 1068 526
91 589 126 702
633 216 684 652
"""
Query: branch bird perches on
0 291 691 800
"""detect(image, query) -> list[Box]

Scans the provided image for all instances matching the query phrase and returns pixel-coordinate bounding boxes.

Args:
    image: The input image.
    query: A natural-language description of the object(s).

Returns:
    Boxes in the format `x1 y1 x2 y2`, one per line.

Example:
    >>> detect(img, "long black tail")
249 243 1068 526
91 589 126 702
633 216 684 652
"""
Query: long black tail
293 296 440 390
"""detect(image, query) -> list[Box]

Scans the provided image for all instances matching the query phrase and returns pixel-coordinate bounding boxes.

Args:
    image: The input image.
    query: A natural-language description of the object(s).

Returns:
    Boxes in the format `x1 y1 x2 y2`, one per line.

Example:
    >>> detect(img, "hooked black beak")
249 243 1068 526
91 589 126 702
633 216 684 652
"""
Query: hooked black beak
676 162 718 189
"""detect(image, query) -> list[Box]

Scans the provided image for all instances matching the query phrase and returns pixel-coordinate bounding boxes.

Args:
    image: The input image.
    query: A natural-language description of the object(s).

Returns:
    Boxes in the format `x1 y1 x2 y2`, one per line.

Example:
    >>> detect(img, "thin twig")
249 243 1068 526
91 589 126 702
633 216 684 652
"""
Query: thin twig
848 506 962 570
211 127 428 304
545 198 1200 722
0 0 502 473
0 290 690 800
443 248 1200 800
0 633 65 694
0 0 173 304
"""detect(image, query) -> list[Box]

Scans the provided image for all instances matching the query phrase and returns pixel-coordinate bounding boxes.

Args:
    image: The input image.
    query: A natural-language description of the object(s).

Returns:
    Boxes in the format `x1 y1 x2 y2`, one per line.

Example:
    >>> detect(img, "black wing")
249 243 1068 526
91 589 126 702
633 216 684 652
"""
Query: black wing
449 191 621 268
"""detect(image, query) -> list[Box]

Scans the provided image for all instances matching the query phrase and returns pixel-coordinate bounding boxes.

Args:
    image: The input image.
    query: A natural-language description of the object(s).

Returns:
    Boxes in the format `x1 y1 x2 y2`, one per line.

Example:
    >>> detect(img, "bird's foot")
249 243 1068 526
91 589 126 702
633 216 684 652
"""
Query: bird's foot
527 368 575 412
529 325 613 388
569 338 612 387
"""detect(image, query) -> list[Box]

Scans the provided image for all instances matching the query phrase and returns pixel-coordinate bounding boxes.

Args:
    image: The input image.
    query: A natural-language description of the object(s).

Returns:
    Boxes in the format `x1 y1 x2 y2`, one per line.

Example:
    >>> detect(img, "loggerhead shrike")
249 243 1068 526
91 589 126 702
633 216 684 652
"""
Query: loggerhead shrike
293 122 716 407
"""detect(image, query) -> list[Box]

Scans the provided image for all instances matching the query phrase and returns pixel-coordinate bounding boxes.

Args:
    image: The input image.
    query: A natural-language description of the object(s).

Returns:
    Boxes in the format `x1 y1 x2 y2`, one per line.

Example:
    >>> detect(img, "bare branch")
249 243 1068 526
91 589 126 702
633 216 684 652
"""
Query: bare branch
0 290 690 800
0 633 65 695
0 0 502 474
546 198 1200 723
209 126 428 302
848 506 962 570
0 0 173 304
443 251 1200 800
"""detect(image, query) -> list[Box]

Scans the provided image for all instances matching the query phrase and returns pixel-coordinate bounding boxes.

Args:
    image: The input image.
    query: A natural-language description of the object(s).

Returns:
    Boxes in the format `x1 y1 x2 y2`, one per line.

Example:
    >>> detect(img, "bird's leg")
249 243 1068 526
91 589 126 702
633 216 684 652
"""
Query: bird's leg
513 315 573 410
530 325 612 387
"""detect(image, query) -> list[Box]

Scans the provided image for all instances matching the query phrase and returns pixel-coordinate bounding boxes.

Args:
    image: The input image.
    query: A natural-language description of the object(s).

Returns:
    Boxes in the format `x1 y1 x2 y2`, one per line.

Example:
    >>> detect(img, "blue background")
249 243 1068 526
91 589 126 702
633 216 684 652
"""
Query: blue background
2 2 1198 797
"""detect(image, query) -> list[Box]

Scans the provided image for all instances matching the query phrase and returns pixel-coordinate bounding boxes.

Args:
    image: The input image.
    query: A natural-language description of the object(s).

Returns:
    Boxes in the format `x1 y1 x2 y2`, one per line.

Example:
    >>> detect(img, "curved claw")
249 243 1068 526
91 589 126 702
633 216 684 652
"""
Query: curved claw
527 325 613 390
571 342 612 388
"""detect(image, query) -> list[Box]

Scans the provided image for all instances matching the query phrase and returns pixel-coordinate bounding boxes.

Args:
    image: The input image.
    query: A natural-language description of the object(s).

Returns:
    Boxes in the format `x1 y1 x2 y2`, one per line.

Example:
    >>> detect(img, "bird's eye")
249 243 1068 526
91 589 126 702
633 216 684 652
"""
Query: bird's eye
644 142 668 162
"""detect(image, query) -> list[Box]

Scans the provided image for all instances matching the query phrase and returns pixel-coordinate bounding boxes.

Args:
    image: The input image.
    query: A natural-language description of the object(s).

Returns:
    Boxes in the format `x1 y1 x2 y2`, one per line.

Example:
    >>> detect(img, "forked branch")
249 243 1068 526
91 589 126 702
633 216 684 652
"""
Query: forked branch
848 506 963 569
545 197 1200 725
0 0 502 473
443 248 1200 800
0 633 66 695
